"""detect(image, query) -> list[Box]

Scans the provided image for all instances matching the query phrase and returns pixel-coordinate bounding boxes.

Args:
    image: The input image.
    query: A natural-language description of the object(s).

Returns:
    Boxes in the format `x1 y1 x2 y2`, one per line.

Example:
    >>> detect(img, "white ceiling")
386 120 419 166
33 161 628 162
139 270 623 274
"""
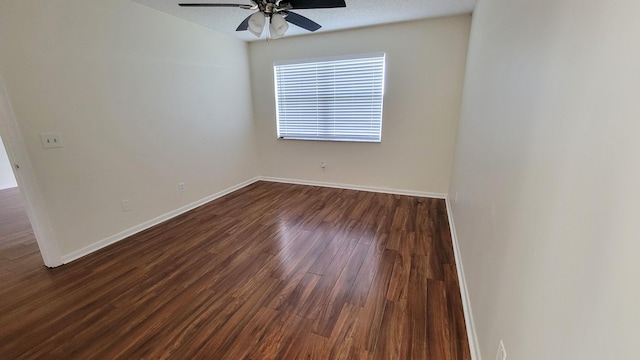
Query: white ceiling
131 0 476 42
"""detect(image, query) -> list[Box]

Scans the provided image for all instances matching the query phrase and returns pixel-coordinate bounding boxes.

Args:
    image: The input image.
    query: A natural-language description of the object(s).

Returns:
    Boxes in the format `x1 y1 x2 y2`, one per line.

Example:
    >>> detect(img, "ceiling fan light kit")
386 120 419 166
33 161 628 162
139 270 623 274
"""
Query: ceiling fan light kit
269 13 289 39
179 0 347 39
248 12 266 36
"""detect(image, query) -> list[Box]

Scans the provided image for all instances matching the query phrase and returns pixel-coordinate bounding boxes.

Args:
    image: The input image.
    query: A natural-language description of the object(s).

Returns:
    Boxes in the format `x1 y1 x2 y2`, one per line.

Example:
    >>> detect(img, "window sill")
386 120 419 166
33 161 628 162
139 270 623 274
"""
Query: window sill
277 136 381 143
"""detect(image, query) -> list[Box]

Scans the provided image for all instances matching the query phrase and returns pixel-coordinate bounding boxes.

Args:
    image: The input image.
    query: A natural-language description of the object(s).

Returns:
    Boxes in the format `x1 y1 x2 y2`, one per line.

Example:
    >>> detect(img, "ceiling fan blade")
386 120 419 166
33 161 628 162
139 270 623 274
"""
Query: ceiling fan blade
236 14 252 31
179 3 252 8
286 0 346 9
283 11 321 32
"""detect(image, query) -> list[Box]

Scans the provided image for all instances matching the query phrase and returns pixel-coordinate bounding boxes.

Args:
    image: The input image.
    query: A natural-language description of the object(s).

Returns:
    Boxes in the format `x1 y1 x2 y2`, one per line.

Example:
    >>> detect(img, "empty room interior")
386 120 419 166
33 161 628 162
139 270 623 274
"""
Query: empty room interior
1 0 639 359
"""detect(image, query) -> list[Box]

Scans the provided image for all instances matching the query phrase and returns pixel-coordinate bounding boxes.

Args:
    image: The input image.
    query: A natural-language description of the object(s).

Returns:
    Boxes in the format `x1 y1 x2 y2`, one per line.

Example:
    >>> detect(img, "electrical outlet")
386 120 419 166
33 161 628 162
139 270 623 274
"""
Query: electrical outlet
454 192 459 204
495 340 507 360
178 182 185 193
321 161 326 171
121 200 130 212
40 132 63 149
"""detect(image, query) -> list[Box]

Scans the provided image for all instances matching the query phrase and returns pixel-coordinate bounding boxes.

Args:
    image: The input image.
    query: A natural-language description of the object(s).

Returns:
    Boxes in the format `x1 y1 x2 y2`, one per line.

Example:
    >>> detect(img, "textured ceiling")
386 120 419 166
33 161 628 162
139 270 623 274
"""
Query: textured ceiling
131 0 476 42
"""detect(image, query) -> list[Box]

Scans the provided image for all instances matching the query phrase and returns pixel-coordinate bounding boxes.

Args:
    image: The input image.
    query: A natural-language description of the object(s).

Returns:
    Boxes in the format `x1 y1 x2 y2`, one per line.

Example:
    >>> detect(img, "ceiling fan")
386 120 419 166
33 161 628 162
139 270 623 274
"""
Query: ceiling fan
179 0 347 39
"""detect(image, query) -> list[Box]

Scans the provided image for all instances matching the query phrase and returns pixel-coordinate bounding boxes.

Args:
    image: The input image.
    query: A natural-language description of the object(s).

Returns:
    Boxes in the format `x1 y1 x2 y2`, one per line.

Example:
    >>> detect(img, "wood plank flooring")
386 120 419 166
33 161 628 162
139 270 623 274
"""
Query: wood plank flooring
0 181 470 359
0 188 41 278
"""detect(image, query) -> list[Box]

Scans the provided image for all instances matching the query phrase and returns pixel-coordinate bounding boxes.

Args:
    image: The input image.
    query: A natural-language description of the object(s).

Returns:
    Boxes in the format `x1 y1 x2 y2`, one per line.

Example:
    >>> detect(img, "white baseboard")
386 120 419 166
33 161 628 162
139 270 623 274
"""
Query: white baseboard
60 177 260 264
258 176 447 199
445 197 481 360
61 176 443 264
59 176 477 358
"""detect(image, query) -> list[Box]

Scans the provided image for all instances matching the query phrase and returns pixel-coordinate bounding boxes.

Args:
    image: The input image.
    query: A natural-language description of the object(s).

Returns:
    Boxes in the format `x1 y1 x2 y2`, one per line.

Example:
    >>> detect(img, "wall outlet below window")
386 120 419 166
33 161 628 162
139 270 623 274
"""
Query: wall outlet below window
121 200 130 212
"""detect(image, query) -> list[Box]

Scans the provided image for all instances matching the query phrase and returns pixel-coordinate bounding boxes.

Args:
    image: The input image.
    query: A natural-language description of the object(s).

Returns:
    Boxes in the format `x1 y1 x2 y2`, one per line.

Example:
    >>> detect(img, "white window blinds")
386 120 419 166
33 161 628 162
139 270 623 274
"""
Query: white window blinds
274 54 385 142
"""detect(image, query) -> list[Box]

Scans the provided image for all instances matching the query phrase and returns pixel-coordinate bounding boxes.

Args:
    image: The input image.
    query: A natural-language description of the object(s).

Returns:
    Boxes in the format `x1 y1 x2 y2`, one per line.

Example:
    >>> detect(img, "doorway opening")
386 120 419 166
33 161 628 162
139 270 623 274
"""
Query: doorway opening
0 79 61 268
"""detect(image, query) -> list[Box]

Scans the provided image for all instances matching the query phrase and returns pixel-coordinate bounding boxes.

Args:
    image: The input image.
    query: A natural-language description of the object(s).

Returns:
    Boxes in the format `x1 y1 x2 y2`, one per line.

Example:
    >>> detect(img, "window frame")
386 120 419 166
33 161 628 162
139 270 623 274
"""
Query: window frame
273 53 386 143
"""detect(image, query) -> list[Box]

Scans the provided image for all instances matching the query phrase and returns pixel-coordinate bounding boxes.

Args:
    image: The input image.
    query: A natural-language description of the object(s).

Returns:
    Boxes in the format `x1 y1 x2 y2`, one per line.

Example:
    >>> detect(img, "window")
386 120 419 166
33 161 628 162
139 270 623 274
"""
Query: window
274 53 385 142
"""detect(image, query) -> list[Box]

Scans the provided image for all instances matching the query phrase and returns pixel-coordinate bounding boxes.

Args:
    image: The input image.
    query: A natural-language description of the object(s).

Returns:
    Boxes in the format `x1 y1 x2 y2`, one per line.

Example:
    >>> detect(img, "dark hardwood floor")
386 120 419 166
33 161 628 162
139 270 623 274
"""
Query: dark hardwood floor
0 187 41 280
0 181 470 359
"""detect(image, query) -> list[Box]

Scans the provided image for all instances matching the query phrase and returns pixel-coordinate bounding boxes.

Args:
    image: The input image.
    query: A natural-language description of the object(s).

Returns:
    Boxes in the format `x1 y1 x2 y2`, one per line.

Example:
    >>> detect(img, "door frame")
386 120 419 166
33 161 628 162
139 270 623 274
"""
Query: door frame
0 78 62 267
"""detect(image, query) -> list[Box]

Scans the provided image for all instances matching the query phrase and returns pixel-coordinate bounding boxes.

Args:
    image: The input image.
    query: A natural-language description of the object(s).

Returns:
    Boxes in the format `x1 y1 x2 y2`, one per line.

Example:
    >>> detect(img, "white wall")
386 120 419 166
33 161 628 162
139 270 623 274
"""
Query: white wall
0 0 257 257
0 136 17 190
449 0 640 358
250 16 470 194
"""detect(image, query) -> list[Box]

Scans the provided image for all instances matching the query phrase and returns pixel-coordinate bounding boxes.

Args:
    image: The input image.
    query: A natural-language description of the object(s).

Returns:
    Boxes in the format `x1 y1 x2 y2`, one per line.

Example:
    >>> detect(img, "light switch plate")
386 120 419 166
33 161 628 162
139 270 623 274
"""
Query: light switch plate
40 133 63 149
